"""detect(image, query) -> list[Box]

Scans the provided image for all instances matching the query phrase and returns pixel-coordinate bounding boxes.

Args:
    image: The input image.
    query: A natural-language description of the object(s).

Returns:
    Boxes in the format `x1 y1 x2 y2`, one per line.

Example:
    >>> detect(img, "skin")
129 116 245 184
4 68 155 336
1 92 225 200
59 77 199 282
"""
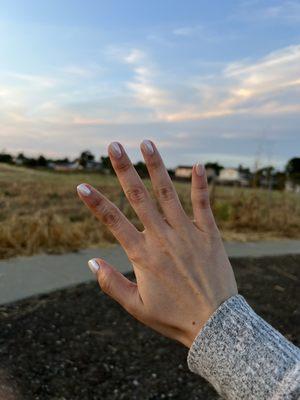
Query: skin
77 140 238 348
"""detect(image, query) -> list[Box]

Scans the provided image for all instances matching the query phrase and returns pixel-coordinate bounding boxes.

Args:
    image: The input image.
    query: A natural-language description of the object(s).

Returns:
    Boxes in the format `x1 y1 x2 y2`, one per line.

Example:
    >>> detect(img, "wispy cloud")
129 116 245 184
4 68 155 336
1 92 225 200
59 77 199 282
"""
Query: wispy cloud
7 72 57 88
60 65 102 78
235 0 300 23
163 44 300 121
1 43 300 127
173 25 203 37
0 39 299 167
127 66 170 109
117 47 172 114
123 48 146 64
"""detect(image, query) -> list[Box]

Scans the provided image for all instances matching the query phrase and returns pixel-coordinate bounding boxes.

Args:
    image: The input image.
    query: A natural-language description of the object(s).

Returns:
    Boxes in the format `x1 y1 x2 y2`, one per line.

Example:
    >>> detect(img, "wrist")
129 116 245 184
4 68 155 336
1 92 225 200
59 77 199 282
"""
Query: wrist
182 292 238 348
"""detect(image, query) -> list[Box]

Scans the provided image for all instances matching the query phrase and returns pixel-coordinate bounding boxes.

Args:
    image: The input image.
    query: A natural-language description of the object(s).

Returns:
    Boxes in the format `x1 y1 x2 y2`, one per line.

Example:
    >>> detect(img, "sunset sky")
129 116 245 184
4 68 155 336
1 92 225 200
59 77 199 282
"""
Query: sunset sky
1 0 300 169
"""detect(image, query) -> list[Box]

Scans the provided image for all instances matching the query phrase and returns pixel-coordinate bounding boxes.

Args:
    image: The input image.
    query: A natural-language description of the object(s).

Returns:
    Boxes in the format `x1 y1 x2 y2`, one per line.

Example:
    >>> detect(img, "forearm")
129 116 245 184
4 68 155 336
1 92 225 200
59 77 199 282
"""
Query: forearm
187 295 300 400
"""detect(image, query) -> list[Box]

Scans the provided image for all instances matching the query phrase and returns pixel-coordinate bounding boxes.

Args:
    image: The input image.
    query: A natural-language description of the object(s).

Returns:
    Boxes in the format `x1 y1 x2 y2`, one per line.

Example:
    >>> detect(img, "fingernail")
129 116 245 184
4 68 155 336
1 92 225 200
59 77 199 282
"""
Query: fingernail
88 259 100 274
195 163 205 176
141 139 154 155
77 184 91 196
109 142 122 159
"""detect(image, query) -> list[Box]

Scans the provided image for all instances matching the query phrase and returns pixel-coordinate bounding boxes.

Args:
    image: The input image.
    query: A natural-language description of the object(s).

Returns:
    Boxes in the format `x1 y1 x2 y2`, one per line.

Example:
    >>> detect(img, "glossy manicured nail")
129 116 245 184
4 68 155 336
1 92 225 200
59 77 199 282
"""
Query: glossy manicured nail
109 142 122 158
77 184 91 196
88 259 100 274
195 163 205 176
141 139 154 155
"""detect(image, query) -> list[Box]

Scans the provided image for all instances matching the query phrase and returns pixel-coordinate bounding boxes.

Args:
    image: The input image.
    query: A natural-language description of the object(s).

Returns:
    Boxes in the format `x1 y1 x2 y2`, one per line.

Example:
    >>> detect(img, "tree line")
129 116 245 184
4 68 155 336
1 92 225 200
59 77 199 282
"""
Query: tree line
0 150 300 183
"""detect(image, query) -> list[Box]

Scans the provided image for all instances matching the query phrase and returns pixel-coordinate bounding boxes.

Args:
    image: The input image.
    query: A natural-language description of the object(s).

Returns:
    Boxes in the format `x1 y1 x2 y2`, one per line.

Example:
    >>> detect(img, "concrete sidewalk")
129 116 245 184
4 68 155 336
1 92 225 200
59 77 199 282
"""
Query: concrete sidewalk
0 240 299 305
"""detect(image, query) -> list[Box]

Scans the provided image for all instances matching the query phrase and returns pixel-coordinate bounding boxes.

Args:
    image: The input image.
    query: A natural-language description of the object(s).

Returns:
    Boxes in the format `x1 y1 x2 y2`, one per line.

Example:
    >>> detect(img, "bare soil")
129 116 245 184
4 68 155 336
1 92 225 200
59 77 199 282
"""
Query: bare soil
0 255 299 400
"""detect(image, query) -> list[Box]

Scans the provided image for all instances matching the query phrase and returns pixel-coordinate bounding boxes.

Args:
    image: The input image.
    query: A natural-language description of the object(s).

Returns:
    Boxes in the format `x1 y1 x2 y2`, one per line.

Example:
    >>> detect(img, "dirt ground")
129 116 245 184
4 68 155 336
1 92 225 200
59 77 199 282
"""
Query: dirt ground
0 255 299 400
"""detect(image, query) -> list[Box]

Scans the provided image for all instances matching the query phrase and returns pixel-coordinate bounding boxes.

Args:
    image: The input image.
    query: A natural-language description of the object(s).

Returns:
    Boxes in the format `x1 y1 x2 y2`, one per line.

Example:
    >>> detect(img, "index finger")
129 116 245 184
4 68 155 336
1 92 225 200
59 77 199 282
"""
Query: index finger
77 183 143 256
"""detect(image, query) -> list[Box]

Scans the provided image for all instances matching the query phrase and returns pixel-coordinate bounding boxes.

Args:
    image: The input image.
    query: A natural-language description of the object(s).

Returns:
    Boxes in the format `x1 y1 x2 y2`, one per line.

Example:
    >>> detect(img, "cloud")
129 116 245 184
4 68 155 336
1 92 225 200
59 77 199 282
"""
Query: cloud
105 46 172 113
127 66 170 108
173 26 203 37
0 41 299 168
7 72 57 88
60 65 101 78
107 46 146 65
162 44 300 122
235 1 300 23
116 47 173 113
123 48 146 64
1 43 300 127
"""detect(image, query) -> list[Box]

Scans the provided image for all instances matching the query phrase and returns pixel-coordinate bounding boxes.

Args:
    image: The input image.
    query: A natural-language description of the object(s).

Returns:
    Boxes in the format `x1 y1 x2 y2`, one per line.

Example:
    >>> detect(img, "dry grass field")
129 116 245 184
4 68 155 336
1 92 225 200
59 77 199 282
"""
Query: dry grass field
1 163 300 260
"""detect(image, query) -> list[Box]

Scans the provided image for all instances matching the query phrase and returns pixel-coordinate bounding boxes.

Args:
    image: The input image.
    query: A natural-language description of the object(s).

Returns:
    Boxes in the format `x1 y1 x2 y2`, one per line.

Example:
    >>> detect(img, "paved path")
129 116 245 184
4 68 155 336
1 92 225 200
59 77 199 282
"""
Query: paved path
0 240 299 305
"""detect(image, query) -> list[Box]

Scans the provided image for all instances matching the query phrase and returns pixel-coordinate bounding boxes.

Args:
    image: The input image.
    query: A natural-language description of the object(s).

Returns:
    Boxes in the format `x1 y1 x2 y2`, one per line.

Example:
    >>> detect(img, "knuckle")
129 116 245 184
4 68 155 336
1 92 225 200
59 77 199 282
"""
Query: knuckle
157 185 175 202
99 272 112 294
193 188 210 209
89 195 103 209
199 195 210 209
102 207 121 228
148 158 161 171
128 249 143 264
116 160 131 173
126 186 147 204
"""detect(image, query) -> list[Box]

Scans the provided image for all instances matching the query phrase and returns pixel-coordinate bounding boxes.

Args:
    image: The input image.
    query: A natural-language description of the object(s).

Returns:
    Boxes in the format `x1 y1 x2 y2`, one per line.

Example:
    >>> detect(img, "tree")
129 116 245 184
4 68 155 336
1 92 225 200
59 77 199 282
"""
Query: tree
134 161 149 178
0 153 13 164
286 157 300 185
100 156 114 173
238 164 251 175
37 155 48 167
16 153 26 162
55 157 70 164
79 151 95 168
205 162 223 176
23 158 38 168
256 166 275 177
286 158 300 176
167 168 175 179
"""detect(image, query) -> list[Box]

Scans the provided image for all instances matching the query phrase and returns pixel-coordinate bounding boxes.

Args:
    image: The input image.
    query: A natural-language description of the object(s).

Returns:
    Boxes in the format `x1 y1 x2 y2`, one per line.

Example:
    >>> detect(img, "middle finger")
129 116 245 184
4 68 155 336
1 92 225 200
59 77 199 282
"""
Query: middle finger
108 142 166 232
140 140 188 229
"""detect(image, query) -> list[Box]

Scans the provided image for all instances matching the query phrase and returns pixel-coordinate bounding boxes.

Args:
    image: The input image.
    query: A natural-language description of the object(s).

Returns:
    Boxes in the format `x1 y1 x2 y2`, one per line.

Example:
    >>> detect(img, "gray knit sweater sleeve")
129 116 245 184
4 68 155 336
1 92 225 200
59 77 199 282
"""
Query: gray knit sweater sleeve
187 295 300 399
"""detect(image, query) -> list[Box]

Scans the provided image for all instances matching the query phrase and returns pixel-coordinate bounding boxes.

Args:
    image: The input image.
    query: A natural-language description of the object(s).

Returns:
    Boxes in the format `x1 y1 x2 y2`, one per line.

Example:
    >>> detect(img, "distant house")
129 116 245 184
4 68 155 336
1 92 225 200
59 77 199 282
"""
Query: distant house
175 165 193 180
285 179 300 193
85 160 103 171
174 165 216 182
51 159 103 172
218 168 250 186
14 156 25 166
259 176 279 189
52 161 82 171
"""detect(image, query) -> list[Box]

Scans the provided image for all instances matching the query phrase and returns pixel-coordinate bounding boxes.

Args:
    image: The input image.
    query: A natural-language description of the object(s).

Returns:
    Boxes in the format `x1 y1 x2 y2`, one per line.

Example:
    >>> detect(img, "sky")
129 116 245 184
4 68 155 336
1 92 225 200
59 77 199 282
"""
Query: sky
0 0 300 170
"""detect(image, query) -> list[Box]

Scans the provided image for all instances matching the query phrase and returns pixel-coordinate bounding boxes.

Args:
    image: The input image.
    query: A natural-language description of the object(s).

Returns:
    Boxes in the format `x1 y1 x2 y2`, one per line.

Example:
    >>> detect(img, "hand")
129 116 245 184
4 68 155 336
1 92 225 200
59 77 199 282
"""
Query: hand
77 140 237 348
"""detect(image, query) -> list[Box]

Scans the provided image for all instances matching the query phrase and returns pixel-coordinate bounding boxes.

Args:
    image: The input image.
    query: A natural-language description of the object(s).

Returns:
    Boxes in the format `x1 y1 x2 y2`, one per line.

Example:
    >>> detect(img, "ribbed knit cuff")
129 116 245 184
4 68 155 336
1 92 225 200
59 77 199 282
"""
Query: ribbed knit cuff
187 295 300 400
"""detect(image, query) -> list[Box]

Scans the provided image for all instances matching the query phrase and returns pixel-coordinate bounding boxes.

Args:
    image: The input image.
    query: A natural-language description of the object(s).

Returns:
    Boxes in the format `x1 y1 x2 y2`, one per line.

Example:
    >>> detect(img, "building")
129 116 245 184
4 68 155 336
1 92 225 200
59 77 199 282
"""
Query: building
285 179 300 193
52 161 82 171
218 168 250 186
51 160 102 172
175 165 193 180
85 160 103 171
174 165 216 182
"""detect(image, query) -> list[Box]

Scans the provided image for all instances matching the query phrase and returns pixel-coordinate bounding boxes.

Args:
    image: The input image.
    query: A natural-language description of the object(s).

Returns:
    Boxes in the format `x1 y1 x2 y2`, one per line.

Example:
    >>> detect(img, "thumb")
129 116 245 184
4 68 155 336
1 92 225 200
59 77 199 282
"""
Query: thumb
88 258 142 315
